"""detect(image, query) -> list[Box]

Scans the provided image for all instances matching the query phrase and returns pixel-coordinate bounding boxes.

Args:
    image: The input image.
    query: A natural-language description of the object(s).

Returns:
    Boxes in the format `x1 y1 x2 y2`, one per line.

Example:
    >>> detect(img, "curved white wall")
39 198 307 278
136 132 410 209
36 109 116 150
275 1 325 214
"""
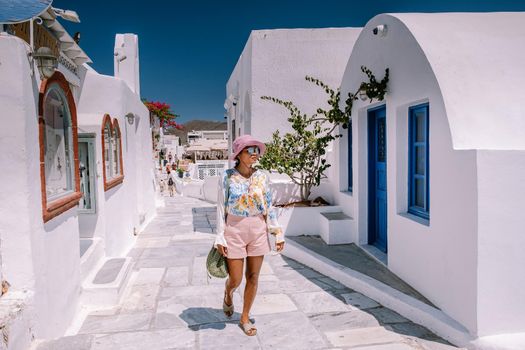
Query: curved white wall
391 12 525 151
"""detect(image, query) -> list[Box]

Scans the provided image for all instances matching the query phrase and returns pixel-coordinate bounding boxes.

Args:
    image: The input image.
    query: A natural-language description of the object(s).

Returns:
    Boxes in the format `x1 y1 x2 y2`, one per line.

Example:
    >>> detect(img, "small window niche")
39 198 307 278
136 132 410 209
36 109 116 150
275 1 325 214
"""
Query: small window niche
101 114 124 191
38 71 82 222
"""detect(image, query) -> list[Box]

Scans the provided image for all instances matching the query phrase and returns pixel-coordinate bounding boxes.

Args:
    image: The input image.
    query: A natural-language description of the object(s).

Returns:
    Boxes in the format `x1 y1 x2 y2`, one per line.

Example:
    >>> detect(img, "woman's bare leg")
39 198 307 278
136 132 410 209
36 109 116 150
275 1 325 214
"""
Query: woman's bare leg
225 258 244 306
241 255 264 324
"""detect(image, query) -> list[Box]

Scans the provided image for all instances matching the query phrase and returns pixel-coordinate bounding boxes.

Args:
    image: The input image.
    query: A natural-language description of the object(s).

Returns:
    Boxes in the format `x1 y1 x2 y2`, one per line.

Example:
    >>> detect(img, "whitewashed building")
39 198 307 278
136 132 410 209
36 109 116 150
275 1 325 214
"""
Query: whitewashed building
187 130 227 144
176 131 229 202
0 7 156 349
225 28 361 155
332 12 525 347
226 27 361 204
163 134 184 162
227 12 525 349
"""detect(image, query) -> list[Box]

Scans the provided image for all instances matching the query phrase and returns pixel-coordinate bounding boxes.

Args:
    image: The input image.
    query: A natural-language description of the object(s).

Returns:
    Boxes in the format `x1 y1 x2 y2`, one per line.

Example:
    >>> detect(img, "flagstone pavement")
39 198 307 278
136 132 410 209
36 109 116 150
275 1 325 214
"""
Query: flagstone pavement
36 194 461 350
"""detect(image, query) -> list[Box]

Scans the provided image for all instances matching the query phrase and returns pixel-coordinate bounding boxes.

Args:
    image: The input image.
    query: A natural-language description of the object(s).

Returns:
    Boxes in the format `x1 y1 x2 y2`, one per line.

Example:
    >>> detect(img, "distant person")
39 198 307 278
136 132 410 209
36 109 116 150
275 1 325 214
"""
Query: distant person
167 170 175 197
158 178 166 195
215 135 285 336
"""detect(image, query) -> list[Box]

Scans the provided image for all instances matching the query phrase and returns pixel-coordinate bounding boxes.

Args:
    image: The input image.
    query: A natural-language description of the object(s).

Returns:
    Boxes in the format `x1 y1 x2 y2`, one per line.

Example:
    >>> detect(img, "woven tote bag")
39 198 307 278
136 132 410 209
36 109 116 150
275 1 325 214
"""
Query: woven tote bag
206 247 228 278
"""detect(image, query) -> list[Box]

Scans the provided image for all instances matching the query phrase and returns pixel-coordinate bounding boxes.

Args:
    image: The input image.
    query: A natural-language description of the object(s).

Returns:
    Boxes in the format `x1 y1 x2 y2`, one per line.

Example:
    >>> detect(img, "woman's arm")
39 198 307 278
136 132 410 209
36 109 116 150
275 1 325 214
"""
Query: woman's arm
214 171 228 248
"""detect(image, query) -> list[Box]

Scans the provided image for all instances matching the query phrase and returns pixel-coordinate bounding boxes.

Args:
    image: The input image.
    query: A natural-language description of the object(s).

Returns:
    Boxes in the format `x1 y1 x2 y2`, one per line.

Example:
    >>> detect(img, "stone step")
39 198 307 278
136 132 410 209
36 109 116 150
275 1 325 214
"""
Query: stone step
79 238 104 283
319 211 354 245
283 238 471 347
81 257 133 307
33 334 93 350
0 290 33 350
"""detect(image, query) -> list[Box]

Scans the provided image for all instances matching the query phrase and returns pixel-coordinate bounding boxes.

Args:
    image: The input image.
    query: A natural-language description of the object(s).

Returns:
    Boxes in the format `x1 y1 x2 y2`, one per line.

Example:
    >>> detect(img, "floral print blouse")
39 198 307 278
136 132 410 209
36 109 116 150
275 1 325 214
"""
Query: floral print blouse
214 168 284 248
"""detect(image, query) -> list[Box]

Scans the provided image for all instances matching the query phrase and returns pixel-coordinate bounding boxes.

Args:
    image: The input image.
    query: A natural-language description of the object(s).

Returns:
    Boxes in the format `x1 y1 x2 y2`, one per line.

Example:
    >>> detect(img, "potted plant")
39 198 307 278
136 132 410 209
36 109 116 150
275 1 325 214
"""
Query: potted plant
177 168 184 178
260 66 389 204
258 66 389 238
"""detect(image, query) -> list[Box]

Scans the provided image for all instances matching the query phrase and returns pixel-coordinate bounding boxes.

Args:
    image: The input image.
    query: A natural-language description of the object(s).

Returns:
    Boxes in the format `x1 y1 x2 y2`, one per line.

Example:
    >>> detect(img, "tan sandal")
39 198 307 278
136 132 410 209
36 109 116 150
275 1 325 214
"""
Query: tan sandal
223 290 234 318
240 321 257 336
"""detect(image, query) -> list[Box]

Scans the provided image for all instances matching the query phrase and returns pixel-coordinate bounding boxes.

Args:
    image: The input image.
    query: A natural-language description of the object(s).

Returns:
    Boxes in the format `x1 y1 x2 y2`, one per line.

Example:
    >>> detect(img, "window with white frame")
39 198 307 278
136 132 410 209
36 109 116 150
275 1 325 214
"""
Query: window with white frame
408 104 430 220
43 83 75 201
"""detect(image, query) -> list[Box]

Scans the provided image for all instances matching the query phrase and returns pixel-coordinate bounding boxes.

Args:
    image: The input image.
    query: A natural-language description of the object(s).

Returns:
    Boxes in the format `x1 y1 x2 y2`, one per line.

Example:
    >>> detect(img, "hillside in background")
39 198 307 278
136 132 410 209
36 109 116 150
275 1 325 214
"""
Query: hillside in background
167 119 227 144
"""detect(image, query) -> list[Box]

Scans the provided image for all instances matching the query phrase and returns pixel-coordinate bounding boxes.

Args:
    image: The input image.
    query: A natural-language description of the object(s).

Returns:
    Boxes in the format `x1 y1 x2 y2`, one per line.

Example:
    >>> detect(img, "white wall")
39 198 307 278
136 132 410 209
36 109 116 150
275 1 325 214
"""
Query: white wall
226 34 253 145
226 28 360 205
77 69 156 256
0 33 156 341
250 28 360 143
0 36 37 294
338 15 479 334
476 150 525 336
0 36 82 338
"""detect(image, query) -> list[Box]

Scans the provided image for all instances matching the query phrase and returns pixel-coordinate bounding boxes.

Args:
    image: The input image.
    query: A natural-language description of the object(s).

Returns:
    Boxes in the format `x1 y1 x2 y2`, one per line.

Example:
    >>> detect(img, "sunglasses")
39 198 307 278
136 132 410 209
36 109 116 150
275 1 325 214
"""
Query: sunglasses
244 146 260 155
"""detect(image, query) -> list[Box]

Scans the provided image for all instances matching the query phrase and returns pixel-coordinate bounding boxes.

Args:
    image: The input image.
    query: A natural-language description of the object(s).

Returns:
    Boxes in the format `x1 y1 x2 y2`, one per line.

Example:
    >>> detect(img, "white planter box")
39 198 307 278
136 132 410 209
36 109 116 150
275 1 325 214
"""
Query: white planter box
174 177 204 199
276 205 342 237
319 212 354 245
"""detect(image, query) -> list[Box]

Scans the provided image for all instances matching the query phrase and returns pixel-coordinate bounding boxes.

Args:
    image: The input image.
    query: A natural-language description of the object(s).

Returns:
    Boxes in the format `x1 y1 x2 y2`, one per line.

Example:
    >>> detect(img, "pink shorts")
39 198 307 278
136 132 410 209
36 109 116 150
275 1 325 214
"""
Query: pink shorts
224 214 271 259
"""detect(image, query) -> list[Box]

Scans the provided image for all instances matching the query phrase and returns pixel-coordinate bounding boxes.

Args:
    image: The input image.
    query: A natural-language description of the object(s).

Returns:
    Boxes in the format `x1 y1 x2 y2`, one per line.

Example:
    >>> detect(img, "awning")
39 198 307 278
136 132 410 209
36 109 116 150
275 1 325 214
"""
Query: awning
0 0 52 24
40 8 91 65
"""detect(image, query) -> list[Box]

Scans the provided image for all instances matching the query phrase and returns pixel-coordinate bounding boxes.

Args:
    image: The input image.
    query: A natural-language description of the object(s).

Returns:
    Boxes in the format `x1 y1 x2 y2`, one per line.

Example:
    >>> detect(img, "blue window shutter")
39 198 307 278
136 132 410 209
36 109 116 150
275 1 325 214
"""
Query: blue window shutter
408 104 430 220
348 121 353 192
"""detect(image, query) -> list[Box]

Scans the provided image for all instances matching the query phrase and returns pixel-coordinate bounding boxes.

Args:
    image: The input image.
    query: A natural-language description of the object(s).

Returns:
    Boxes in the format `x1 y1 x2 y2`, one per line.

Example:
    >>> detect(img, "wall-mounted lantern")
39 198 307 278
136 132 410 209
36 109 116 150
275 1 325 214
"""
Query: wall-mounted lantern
372 24 388 37
126 113 135 125
33 47 58 79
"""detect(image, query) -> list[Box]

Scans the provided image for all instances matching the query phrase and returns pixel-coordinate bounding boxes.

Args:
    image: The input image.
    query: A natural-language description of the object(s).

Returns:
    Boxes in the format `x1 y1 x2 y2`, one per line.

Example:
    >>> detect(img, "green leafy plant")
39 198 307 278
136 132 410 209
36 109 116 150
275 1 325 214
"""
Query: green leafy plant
259 66 389 202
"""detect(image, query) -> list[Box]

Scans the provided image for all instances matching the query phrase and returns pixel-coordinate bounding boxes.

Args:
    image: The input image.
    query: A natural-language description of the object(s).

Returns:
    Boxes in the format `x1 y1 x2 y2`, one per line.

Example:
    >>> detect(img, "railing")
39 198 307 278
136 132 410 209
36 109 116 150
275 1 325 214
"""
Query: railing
195 160 228 180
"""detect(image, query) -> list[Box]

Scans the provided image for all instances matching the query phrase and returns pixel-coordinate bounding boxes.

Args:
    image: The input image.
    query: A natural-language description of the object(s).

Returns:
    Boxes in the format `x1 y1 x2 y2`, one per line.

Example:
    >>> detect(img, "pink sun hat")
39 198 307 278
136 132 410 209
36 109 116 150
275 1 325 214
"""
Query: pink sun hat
229 134 266 161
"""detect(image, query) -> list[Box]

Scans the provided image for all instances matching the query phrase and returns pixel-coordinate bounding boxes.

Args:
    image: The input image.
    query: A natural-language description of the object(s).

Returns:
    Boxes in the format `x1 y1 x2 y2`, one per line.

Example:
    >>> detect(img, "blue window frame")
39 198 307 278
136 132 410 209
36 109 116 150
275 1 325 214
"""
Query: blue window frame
348 121 353 192
408 104 429 220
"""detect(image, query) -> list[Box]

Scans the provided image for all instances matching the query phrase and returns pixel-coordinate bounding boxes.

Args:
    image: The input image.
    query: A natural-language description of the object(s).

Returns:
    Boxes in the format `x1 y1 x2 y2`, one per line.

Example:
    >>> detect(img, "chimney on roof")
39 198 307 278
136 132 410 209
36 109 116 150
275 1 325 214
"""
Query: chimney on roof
114 33 140 96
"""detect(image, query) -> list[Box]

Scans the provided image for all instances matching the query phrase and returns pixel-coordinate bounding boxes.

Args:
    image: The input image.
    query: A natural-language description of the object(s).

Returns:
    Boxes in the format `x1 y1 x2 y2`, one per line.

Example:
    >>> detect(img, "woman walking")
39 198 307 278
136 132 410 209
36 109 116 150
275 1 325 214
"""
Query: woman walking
215 135 285 336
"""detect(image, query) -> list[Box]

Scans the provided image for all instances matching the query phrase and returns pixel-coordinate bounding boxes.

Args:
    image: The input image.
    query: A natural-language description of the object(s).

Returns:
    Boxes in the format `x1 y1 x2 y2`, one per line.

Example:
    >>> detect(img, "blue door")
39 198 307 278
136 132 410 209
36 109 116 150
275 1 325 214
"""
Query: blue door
368 106 387 253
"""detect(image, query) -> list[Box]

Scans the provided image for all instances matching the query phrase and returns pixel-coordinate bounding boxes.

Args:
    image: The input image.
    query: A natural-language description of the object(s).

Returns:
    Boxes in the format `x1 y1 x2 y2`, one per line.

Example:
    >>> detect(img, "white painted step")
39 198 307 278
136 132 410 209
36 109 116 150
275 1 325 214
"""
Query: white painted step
319 211 354 245
81 257 133 307
80 238 104 283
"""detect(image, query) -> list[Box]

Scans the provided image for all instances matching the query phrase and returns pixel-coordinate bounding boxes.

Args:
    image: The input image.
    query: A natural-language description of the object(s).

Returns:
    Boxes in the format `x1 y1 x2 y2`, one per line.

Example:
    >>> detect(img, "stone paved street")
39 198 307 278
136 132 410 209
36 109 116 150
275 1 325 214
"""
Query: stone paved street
36 194 461 350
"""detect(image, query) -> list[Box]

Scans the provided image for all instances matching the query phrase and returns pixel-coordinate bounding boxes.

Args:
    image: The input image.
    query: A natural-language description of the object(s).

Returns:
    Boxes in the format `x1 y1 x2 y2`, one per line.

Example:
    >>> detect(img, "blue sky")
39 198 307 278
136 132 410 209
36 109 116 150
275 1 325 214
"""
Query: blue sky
54 0 525 123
